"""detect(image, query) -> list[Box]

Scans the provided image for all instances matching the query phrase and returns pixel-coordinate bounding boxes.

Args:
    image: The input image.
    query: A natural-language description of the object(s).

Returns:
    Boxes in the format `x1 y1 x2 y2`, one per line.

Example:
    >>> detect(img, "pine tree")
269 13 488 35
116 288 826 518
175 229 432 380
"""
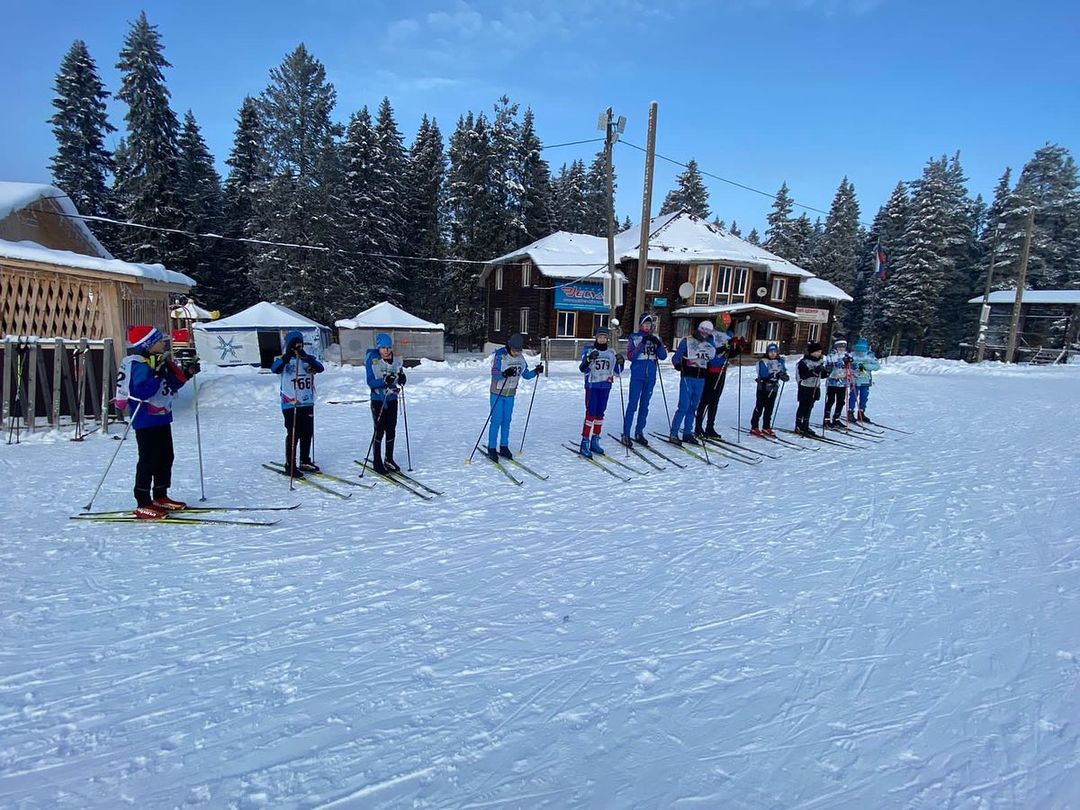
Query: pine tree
660 158 710 218
747 228 760 245
729 220 742 237
764 182 796 260
929 152 981 356
401 116 448 322
114 11 187 267
788 214 817 270
862 182 910 346
251 45 346 323
814 177 861 293
49 40 115 222
339 106 400 309
552 161 587 232
582 151 613 237
622 215 634 232
446 112 499 346
879 159 951 353
372 97 407 299
712 217 726 231
519 108 555 243
220 96 265 311
177 111 225 306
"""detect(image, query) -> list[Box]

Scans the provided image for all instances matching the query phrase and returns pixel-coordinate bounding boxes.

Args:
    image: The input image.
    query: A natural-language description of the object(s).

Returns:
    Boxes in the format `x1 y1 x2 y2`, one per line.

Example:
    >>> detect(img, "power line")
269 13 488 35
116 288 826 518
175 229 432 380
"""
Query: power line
542 137 605 150
618 139 874 228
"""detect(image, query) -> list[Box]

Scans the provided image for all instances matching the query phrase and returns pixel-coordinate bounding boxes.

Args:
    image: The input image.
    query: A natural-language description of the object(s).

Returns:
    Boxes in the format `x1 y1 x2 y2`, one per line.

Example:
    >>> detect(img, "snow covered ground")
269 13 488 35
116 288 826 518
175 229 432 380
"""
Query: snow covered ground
2 356 1079 808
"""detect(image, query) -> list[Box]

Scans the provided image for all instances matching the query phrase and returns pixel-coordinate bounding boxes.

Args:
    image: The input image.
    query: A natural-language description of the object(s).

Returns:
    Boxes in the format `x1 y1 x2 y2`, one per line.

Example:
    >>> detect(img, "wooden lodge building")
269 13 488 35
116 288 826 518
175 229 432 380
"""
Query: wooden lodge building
967 288 1080 363
481 211 851 360
0 182 193 363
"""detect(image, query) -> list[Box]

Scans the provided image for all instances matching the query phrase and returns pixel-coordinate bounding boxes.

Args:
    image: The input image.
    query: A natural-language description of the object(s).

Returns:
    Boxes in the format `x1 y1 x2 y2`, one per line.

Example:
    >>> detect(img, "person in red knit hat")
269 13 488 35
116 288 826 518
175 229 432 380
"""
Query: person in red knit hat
114 325 196 519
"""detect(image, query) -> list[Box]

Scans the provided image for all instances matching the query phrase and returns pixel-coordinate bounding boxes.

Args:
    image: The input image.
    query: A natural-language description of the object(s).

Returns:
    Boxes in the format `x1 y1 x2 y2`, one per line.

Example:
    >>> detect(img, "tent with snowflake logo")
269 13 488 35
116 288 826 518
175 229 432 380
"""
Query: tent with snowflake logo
193 301 330 368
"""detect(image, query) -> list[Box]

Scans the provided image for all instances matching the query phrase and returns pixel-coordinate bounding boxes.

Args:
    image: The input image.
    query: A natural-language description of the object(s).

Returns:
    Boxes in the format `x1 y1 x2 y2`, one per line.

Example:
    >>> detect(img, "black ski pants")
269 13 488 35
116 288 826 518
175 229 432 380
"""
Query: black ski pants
825 386 846 420
370 399 399 462
134 424 174 506
795 386 819 429
751 383 778 429
284 406 315 467
694 369 727 432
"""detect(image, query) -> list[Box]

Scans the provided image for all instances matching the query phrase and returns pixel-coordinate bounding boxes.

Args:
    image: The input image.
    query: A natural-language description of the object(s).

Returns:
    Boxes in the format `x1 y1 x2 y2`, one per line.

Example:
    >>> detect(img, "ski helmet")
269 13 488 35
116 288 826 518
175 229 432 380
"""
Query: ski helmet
639 312 655 326
766 342 779 355
507 333 525 351
833 336 848 348
697 321 715 334
375 333 393 349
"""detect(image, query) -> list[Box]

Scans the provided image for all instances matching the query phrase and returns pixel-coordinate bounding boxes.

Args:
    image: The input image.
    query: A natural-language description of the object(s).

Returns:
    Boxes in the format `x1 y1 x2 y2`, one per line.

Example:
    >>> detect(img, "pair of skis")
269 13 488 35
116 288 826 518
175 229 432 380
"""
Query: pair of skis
648 433 729 469
354 460 444 500
470 449 550 486
262 462 362 499
699 435 770 465
72 502 299 527
775 427 862 450
563 440 652 482
731 425 816 452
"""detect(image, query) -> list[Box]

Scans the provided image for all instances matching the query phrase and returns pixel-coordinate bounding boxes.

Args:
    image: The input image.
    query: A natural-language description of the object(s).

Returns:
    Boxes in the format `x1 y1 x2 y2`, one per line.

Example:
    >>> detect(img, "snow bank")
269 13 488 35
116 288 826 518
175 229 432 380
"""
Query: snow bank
877 356 1080 378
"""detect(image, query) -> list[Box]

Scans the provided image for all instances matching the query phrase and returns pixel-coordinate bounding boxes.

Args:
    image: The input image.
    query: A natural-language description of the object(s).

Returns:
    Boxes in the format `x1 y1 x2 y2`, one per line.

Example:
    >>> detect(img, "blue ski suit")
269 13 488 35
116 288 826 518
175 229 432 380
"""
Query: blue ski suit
488 347 538 450
670 333 716 437
622 329 667 437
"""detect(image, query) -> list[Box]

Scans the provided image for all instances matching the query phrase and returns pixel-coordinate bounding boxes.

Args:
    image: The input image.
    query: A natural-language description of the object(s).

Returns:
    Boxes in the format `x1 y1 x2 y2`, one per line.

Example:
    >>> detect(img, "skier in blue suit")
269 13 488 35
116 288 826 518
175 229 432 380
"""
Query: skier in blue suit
847 337 881 422
621 312 667 447
487 333 542 462
365 332 405 474
578 326 624 458
272 329 325 477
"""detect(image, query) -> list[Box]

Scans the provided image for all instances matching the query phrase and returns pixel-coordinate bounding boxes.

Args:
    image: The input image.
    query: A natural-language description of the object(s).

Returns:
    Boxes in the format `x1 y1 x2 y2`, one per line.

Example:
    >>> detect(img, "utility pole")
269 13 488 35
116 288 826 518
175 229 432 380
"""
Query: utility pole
599 107 625 336
975 223 1002 363
634 102 659 330
1005 207 1035 363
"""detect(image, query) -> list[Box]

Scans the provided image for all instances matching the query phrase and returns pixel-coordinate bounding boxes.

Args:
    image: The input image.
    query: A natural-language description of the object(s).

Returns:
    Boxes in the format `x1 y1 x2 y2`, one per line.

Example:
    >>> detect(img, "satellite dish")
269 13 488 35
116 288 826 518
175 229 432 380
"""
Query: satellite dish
610 317 620 328
678 282 694 300
756 286 769 299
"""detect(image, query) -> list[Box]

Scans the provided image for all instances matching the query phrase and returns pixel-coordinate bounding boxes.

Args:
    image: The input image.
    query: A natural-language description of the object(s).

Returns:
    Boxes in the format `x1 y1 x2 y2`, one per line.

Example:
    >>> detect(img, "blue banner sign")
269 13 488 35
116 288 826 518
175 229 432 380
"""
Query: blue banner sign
653 297 668 307
555 280 607 312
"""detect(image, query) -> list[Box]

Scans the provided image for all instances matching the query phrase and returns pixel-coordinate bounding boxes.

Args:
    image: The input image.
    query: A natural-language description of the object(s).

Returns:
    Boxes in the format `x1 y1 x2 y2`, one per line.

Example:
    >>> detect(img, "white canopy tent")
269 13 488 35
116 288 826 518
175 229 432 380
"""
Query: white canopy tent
335 301 445 363
194 301 330 367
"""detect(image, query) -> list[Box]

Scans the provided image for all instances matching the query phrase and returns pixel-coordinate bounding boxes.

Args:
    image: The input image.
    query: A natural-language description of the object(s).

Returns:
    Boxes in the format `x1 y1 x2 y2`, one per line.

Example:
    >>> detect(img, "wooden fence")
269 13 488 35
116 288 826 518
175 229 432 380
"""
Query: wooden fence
1 337 119 442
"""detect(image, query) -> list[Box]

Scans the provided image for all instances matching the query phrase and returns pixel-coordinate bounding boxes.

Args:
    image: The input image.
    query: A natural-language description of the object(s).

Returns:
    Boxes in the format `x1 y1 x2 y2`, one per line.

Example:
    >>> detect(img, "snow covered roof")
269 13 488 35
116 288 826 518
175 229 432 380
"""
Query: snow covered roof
614 212 815 278
196 301 327 331
673 303 799 321
481 211 813 286
0 181 112 259
482 231 622 284
799 276 854 303
967 289 1080 305
335 300 444 330
171 301 216 320
0 238 194 287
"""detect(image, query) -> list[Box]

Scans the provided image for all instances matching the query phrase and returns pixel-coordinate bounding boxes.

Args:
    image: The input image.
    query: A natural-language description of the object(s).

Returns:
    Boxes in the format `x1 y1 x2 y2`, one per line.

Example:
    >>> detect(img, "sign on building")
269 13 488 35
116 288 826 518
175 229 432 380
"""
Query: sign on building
795 306 830 323
555 280 609 312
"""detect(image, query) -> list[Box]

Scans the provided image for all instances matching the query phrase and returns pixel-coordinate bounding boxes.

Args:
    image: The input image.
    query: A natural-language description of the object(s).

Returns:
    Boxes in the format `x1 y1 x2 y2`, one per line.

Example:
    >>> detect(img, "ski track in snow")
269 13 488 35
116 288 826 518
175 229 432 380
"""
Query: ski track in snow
1 357 1079 808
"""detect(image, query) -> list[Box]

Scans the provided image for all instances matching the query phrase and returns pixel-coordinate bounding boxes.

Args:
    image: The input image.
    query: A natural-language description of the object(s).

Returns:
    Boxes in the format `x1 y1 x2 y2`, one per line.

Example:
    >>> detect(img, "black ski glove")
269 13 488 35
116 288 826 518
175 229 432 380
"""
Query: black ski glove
587 349 600 362
533 363 544 374
616 353 626 365
645 333 660 346
502 367 519 378
185 360 201 377
778 371 790 382
397 370 407 385
383 373 397 387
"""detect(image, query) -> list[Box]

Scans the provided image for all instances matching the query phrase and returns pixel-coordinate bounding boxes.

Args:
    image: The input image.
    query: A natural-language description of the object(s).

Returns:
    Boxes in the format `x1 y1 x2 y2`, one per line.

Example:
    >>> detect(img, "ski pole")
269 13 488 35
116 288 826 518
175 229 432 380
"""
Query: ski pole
736 357 743 444
468 374 509 463
518 370 540 454
289 355 301 490
616 367 629 457
359 397 387 478
775 379 786 430
190 363 207 502
655 357 671 427
697 386 712 466
401 383 413 472
83 400 144 512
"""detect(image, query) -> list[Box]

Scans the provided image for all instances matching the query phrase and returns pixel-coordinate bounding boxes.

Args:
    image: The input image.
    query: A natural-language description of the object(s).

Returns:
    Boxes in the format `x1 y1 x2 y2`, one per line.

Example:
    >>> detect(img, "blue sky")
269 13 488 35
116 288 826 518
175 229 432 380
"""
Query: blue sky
3 0 1078 234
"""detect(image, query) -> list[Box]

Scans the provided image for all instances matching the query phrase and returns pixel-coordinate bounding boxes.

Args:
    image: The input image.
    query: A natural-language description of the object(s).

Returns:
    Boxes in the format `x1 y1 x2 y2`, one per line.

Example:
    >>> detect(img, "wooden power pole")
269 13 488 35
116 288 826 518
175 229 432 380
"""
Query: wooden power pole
634 102 658 330
1005 207 1036 363
975 224 1002 363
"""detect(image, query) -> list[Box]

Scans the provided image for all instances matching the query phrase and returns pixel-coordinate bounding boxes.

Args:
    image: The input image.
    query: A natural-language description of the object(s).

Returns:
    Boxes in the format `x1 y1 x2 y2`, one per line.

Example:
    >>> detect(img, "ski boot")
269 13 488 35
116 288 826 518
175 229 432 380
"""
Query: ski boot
499 446 513 460
803 425 819 438
620 434 635 449
589 435 606 455
682 433 700 446
846 410 858 424
485 446 500 463
763 427 777 438
134 504 167 520
298 460 321 473
152 495 187 511
634 432 649 447
703 427 721 440
749 427 764 438
860 412 872 423
579 437 593 458
371 447 388 475
384 441 400 472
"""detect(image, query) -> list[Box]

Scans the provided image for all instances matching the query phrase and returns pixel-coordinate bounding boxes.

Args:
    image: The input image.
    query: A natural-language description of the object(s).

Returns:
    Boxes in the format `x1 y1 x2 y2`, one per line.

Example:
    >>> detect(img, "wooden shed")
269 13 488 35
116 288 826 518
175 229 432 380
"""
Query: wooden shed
0 182 193 363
